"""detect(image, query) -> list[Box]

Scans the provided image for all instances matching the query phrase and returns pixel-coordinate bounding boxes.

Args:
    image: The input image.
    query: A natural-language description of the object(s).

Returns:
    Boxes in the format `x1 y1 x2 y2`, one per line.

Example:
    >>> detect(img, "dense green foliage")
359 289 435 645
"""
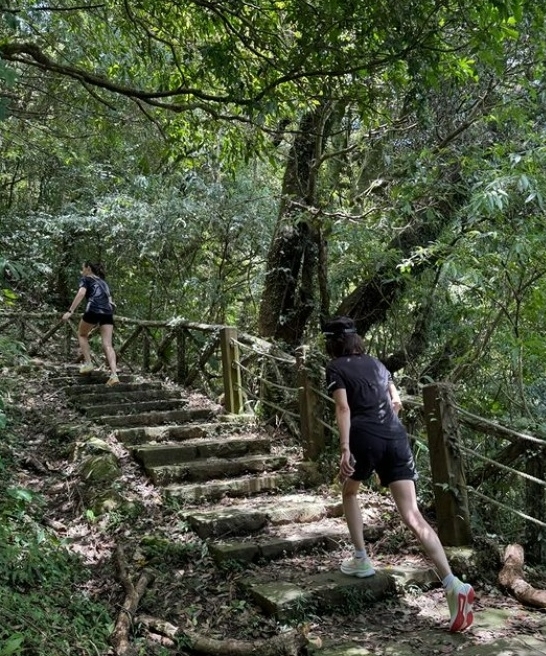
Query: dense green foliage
1 4 546 417
2 164 279 324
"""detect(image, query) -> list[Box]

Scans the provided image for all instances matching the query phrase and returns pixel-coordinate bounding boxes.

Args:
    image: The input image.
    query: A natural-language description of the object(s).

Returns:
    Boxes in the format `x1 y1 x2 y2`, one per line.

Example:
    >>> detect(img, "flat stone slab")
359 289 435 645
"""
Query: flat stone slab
458 636 546 655
52 373 134 386
97 406 215 427
186 494 343 539
114 422 212 445
218 413 256 423
148 454 288 485
246 569 396 619
65 381 163 397
83 398 189 418
386 565 440 588
316 642 415 656
131 435 272 467
315 634 546 656
164 471 302 502
209 523 345 563
71 387 180 405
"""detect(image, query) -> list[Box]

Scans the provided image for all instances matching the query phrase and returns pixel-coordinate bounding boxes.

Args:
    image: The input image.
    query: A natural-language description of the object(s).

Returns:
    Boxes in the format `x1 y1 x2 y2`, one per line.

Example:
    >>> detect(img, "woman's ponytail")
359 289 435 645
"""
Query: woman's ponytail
85 261 106 279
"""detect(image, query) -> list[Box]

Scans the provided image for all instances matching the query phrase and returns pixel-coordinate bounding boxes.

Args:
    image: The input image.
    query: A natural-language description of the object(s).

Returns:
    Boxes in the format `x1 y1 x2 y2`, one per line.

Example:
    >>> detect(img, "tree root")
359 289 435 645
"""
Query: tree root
498 543 546 608
110 545 321 656
111 544 156 656
137 615 322 656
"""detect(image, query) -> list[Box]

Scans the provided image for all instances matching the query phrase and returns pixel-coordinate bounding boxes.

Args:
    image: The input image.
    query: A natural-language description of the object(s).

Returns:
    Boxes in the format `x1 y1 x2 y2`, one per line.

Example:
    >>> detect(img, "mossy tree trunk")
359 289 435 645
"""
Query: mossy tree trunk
259 104 334 347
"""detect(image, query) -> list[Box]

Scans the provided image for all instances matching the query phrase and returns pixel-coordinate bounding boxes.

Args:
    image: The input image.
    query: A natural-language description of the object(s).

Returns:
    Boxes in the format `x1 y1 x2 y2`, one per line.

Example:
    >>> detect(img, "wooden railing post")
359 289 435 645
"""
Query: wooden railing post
525 449 546 563
220 327 243 414
142 329 150 372
422 383 472 546
176 328 186 383
296 346 325 460
64 322 72 359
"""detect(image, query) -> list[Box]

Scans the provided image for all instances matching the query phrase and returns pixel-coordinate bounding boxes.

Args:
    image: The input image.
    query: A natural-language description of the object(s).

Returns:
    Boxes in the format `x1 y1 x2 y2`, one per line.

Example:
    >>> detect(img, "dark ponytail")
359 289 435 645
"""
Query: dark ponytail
85 261 106 279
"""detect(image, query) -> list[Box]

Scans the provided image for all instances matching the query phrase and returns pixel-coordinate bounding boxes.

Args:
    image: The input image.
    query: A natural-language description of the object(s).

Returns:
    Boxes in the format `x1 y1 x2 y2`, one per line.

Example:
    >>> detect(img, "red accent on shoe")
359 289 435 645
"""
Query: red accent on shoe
449 586 475 632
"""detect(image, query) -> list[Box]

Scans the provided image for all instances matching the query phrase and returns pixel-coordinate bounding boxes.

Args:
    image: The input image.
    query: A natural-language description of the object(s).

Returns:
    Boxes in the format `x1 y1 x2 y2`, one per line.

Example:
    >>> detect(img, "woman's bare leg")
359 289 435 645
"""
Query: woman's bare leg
78 320 96 365
342 478 366 552
99 324 117 375
389 479 451 579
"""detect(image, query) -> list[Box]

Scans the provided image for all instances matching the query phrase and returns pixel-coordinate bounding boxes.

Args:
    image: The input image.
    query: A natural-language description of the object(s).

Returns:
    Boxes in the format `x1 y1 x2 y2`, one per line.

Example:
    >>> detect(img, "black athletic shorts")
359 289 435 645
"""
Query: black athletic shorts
350 433 418 487
82 311 114 326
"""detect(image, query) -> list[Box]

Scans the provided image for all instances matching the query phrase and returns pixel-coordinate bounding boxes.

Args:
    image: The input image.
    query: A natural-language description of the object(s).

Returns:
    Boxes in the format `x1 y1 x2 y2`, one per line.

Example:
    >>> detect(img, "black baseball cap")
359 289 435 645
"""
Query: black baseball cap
322 316 357 336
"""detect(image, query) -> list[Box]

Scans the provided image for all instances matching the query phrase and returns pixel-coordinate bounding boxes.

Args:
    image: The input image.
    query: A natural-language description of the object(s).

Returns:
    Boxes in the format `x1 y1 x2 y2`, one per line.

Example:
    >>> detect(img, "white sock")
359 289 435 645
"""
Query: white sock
442 573 456 589
354 549 368 560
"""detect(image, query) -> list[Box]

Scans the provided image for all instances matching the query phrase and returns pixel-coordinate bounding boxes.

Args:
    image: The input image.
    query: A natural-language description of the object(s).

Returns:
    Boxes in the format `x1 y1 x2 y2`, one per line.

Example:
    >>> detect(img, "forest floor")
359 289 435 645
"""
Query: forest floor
5 359 546 656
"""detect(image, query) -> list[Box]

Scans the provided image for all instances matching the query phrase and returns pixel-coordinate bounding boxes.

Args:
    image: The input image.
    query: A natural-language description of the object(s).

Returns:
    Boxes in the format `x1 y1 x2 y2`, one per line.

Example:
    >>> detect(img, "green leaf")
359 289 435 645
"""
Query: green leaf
0 633 25 656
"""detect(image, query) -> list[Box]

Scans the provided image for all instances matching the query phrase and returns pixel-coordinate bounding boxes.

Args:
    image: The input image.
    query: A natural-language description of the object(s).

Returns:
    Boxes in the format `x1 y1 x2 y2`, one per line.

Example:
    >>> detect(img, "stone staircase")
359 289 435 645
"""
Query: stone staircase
53 367 437 625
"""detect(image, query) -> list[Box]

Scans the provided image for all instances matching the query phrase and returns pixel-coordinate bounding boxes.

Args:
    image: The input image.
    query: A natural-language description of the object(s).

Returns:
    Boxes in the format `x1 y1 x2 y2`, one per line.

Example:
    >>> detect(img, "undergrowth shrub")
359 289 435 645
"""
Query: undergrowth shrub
0 472 114 656
0 338 113 656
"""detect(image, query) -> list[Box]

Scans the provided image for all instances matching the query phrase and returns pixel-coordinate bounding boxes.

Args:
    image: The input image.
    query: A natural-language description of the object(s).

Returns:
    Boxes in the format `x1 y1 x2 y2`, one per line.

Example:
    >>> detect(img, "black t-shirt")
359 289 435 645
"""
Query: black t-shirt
79 276 113 314
325 354 406 440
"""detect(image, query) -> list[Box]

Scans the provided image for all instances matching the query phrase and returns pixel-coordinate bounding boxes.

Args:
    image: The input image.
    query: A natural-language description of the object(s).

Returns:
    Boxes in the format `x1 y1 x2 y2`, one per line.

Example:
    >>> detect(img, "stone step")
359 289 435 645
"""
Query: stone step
206 515 391 565
96 406 216 428
184 494 343 540
147 454 288 486
64 381 164 397
244 568 397 620
209 521 346 564
49 372 135 386
131 434 272 468
244 563 437 621
164 471 302 503
82 398 189 418
114 422 211 445
114 417 255 445
73 388 183 405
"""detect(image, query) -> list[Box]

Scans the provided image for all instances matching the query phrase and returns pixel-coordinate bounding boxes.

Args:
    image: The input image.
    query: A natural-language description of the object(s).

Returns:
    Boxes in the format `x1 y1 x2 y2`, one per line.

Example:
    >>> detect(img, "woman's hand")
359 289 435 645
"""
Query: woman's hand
63 288 85 321
339 450 355 480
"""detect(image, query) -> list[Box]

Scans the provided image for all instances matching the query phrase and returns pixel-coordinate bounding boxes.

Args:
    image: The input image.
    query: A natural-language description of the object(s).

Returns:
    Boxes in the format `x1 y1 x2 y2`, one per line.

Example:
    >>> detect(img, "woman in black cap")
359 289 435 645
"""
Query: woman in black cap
323 316 474 632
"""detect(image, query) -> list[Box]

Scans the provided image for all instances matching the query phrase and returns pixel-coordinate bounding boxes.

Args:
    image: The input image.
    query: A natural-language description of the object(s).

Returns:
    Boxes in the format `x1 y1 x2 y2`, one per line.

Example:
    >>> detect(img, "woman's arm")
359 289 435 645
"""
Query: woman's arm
388 381 403 416
333 388 354 479
62 287 86 321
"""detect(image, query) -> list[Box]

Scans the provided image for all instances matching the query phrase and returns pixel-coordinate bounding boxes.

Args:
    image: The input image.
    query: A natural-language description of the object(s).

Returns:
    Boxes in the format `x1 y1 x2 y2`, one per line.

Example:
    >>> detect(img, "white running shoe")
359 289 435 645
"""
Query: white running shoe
340 557 376 578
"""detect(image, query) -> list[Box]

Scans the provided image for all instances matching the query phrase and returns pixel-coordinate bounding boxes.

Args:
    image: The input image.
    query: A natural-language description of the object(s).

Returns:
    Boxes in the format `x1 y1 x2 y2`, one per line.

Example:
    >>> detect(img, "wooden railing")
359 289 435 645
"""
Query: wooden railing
411 383 546 559
0 310 325 450
2 311 545 557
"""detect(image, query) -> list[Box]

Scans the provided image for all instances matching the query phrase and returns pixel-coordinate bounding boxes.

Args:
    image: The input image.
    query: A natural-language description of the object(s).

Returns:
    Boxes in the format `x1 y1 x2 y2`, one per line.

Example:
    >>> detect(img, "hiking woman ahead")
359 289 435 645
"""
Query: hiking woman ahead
62 260 119 386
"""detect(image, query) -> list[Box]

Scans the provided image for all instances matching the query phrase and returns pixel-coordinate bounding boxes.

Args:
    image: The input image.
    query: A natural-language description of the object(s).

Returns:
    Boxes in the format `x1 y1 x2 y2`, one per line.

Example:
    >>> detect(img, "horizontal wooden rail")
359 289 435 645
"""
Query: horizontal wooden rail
455 405 546 447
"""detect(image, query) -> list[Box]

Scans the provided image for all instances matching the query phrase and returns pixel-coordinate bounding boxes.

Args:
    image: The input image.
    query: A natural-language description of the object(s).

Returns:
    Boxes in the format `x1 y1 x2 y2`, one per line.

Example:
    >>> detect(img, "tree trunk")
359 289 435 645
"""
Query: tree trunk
111 545 156 656
258 105 332 346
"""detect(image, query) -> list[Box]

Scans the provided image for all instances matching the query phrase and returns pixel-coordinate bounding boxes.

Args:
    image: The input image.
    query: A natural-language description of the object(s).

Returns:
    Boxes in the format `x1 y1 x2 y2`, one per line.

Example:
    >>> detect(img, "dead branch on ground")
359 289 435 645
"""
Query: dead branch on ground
137 615 322 656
